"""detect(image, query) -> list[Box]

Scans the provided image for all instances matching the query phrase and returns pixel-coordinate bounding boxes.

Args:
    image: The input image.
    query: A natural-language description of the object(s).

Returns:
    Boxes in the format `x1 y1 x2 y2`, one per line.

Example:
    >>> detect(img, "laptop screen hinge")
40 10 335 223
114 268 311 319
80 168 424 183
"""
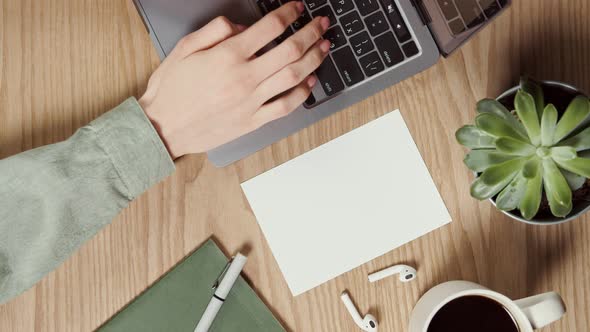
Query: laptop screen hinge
409 0 431 25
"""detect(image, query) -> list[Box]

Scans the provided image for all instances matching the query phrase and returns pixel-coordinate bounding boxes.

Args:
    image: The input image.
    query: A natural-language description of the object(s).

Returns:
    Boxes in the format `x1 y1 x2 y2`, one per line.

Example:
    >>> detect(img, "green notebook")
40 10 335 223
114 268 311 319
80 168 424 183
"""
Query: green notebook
98 239 285 332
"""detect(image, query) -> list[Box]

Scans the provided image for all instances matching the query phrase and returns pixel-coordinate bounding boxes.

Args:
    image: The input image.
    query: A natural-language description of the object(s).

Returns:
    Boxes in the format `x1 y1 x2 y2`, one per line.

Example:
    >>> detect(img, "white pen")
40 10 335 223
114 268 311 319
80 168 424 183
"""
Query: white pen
195 253 248 332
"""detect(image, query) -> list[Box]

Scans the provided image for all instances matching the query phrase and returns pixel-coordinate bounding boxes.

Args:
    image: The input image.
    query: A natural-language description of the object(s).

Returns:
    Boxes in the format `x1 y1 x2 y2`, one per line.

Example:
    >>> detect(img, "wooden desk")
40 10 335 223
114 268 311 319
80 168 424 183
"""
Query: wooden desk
1 0 589 331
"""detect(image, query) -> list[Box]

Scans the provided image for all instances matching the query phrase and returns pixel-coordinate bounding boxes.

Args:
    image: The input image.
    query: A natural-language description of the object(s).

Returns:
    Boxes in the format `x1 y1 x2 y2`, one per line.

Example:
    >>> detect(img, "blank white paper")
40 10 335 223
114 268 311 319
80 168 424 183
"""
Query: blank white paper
241 110 451 296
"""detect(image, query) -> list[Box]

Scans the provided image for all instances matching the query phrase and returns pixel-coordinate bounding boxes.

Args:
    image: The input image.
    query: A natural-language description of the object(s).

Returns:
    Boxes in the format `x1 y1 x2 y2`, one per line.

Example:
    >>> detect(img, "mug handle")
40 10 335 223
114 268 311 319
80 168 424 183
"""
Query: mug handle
514 292 566 329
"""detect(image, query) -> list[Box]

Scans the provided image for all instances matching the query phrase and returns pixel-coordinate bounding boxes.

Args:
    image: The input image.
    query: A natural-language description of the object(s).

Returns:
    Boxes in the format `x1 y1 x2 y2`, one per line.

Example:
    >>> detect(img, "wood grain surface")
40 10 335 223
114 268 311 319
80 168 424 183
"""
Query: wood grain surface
1 0 589 331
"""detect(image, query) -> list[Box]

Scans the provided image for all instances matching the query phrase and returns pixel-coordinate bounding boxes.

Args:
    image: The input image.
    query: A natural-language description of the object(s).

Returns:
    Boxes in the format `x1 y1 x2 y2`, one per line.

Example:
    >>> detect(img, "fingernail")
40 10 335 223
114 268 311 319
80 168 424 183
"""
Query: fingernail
319 40 331 53
320 16 330 30
296 1 305 12
307 75 317 88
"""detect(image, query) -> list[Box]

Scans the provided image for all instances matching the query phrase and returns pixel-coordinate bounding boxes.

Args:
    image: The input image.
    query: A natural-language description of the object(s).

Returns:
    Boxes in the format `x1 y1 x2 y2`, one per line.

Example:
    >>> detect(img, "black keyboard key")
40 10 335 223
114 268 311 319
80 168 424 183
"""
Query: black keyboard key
448 17 465 35
455 0 485 28
332 46 364 86
292 9 312 30
312 5 337 26
402 40 419 57
364 11 389 36
437 0 458 21
256 0 270 15
484 4 500 18
257 0 278 14
315 58 345 96
270 0 282 11
340 11 364 35
480 0 501 18
305 0 327 10
354 0 379 16
324 26 347 50
256 1 266 14
276 26 294 44
380 0 411 42
359 51 384 77
374 32 404 67
304 92 317 106
349 31 374 56
330 0 354 15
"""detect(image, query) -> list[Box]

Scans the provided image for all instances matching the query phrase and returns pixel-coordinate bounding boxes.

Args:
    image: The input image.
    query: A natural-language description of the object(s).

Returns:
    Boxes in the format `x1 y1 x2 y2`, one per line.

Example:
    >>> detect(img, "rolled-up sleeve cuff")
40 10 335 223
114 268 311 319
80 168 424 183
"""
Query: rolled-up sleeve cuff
89 97 176 199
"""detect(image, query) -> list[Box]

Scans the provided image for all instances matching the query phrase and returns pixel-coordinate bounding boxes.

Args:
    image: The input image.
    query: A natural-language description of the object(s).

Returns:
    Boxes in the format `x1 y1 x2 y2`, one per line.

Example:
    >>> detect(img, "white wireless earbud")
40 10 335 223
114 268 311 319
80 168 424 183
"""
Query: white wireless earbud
341 291 378 332
368 264 417 283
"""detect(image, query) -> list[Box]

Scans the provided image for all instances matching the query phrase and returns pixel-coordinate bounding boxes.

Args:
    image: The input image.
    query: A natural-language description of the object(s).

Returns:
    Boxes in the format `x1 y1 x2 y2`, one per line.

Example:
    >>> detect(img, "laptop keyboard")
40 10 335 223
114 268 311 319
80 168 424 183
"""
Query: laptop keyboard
437 0 508 35
257 0 420 106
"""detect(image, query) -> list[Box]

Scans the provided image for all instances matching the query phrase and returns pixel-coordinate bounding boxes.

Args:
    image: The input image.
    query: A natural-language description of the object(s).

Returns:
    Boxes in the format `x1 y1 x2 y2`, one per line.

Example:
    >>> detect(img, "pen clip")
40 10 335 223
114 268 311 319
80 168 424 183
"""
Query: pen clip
212 256 234 290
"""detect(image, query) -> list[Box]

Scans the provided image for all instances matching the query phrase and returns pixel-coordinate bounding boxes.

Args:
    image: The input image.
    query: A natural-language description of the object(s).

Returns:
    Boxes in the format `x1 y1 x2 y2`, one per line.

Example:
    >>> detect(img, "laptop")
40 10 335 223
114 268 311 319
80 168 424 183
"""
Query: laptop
132 0 511 166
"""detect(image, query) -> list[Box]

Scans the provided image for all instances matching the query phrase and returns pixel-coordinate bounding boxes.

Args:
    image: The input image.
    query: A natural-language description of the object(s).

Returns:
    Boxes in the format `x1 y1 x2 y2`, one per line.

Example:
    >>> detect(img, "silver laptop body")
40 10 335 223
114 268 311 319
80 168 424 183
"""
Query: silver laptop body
132 0 511 166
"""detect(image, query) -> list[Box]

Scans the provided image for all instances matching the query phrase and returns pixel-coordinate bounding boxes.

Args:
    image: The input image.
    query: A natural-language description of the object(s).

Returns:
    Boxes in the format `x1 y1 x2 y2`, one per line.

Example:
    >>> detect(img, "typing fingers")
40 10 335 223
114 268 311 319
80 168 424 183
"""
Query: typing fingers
170 16 245 60
230 1 304 58
144 17 246 100
252 77 317 127
251 16 330 81
254 40 330 105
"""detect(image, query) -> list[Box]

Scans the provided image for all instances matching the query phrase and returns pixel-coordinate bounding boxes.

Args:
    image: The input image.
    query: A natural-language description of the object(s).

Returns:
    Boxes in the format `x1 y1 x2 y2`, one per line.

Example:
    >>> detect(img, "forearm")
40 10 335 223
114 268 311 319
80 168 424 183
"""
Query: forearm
0 98 175 304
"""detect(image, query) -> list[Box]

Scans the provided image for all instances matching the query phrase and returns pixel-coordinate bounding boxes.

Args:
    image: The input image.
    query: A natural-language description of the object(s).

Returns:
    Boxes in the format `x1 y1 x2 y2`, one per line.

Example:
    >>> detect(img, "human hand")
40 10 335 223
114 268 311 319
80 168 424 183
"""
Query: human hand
139 1 331 159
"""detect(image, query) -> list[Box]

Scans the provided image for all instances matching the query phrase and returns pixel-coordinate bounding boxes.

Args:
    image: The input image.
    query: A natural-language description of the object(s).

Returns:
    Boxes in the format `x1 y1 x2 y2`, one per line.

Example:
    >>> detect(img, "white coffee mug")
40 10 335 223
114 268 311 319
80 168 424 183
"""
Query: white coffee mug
409 281 566 332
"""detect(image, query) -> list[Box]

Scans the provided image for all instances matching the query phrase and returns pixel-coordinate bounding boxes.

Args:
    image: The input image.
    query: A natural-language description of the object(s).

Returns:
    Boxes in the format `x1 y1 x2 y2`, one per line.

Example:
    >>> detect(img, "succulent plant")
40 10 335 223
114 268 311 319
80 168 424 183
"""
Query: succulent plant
456 79 590 220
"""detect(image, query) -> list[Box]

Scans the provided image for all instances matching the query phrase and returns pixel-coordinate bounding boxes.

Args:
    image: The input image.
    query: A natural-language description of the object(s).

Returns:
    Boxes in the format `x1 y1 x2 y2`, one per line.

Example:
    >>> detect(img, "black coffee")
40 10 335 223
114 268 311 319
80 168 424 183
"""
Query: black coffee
427 296 519 332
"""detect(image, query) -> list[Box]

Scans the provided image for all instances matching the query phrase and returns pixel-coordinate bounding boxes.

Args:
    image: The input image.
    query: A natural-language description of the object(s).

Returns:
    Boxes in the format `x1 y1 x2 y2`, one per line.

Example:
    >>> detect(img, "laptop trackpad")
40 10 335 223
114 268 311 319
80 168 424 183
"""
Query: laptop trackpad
139 0 260 55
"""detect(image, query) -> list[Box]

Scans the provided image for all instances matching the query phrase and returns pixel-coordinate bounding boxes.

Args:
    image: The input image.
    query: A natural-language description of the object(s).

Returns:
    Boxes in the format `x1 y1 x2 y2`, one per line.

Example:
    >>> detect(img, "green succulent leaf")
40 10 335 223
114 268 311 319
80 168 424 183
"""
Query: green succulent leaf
476 99 527 137
480 158 526 186
496 174 527 211
561 169 587 191
554 95 590 143
471 176 514 200
515 90 541 146
522 158 540 179
554 157 590 178
550 146 577 160
495 137 536 156
520 77 545 120
543 159 573 217
519 167 543 220
475 113 529 142
540 104 558 146
558 127 590 151
463 150 517 172
456 125 496 149
470 158 526 200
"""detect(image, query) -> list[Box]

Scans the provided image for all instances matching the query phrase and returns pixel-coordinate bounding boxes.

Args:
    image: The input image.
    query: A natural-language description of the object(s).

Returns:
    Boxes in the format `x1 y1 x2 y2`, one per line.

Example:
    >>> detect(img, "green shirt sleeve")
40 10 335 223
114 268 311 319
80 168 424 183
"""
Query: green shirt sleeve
0 98 175 304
